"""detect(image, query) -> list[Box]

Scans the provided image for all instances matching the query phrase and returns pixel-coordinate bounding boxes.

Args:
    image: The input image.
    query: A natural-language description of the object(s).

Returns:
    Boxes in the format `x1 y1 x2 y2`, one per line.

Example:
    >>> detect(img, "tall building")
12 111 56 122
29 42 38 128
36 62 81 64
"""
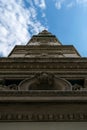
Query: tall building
0 30 87 129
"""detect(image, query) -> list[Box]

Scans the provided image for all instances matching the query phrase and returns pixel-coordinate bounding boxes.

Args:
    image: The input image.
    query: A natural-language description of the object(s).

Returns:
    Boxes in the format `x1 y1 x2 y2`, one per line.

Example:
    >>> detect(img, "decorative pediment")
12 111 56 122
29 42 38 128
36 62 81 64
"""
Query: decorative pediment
0 74 85 91
18 72 72 91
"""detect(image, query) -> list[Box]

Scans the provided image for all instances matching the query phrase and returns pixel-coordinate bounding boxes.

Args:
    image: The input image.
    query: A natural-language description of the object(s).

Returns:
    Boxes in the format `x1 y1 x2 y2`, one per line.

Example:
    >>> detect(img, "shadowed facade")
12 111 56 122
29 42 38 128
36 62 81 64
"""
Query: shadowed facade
0 30 87 122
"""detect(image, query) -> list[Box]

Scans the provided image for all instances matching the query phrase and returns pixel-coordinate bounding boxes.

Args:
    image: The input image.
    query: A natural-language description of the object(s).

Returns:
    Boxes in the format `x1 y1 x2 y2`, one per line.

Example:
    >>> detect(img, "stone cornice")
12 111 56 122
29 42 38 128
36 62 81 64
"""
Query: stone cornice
1 57 87 62
0 91 87 122
0 113 86 122
0 58 87 71
0 91 87 102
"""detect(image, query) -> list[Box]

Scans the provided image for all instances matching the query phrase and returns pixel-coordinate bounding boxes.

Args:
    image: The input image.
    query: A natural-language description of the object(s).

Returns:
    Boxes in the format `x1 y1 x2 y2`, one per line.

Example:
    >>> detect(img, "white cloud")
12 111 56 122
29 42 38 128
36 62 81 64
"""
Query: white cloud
55 1 61 9
54 0 65 9
34 0 46 9
0 0 47 56
76 0 87 5
76 0 87 7
54 0 87 9
67 2 75 8
42 13 46 18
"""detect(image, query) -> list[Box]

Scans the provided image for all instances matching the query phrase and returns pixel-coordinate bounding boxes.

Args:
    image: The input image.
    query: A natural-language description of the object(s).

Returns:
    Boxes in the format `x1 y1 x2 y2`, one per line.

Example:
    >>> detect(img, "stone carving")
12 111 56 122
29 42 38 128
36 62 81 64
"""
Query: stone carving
0 112 86 122
18 72 72 90
0 79 18 90
0 79 6 90
0 74 85 91
7 84 18 90
72 84 82 90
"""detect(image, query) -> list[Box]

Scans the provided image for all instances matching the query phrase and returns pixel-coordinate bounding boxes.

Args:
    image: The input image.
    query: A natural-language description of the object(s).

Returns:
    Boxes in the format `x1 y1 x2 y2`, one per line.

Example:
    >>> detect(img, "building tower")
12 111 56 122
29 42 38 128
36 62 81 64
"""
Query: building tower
0 30 87 129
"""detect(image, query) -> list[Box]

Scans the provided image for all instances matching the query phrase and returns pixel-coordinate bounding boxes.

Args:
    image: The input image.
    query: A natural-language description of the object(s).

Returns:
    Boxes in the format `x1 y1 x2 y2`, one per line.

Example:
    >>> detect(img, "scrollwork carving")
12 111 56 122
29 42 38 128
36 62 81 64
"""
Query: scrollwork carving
18 72 72 91
72 84 82 90
7 84 18 90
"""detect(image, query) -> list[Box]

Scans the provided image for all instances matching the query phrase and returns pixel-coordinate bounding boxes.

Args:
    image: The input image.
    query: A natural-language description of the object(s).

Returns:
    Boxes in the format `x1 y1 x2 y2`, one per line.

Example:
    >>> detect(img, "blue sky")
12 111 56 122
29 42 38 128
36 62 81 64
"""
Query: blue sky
0 0 87 57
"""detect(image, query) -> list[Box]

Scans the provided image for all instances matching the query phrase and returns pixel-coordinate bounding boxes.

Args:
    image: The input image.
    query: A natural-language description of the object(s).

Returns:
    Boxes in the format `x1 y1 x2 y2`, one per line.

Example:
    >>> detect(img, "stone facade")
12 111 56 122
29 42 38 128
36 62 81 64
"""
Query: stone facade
0 30 87 122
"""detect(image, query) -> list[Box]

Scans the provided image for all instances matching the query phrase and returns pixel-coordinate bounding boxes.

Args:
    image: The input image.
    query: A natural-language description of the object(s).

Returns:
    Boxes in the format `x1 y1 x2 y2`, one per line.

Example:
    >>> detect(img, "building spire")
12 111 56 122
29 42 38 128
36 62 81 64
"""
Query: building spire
27 30 61 46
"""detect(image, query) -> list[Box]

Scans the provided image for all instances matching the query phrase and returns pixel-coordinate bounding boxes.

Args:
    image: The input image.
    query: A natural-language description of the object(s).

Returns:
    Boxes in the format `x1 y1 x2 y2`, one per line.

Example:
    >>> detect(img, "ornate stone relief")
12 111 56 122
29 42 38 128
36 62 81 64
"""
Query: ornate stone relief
0 79 18 90
0 73 86 91
72 84 83 90
18 72 72 91
0 112 86 122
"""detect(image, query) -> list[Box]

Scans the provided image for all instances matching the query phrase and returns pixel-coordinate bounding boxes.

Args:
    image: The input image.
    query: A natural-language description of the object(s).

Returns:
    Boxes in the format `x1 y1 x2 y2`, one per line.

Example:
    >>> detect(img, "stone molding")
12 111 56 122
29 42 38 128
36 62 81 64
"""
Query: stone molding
0 112 86 122
0 90 87 122
1 57 87 62
0 90 87 97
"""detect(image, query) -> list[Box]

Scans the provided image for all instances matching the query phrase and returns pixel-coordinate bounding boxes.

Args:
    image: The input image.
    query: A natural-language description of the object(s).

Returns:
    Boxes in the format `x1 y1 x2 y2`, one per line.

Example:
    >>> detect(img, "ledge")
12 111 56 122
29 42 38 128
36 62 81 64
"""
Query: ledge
0 90 87 102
